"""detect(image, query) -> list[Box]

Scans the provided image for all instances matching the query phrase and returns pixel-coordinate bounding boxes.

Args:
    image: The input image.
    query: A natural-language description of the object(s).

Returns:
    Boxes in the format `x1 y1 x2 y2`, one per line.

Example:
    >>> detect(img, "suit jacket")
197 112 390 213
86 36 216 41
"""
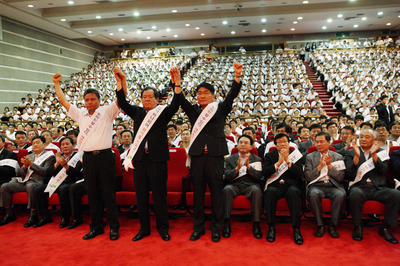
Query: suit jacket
49 151 83 185
116 89 180 162
262 149 303 187
345 147 388 188
332 142 346 156
17 143 31 150
304 150 345 193
0 148 18 184
16 150 55 183
298 139 313 156
390 149 400 180
180 80 241 157
376 104 395 127
224 153 262 185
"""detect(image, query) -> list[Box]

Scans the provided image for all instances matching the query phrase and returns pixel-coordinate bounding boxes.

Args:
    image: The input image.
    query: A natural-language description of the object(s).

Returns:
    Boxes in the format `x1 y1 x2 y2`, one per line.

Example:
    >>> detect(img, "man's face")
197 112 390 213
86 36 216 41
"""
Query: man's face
390 124 400 137
277 127 287 135
181 130 191 142
116 126 124 136
142 90 158 111
375 126 389 141
84 93 100 113
224 125 232 135
8 125 15 132
32 138 45 154
310 128 321 141
167 127 177 138
27 131 36 141
51 127 58 139
359 130 375 149
328 124 338 135
60 139 74 155
15 133 27 147
41 132 52 144
300 128 310 140
275 136 289 152
340 129 352 142
346 120 356 128
243 130 255 141
315 135 329 153
121 132 133 146
237 136 252 154
67 134 77 145
197 87 214 108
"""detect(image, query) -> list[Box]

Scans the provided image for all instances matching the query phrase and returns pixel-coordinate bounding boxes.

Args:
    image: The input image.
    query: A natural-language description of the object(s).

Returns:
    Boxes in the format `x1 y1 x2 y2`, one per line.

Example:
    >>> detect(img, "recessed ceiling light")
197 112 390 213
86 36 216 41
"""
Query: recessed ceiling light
291 28 295 31
303 1 308 3
28 5 34 8
133 12 139 16
337 14 343 18
322 26 327 29
201 33 205 36
61 19 66 22
261 19 267 22
137 30 141 34
152 26 157 29
147 37 151 39
68 1 74 4
297 17 303 20
353 24 358 28
262 29 266 33
327 19 332 23
185 24 190 27
166 29 171 32
96 16 101 19
223 21 228 25
121 39 125 41
172 10 177 13
174 35 178 38
118 28 123 32
387 23 392 26
362 17 367 20
195 27 200 30
231 31 236 34
87 31 92 33
293 21 298 24
378 12 383 15
109 33 113 35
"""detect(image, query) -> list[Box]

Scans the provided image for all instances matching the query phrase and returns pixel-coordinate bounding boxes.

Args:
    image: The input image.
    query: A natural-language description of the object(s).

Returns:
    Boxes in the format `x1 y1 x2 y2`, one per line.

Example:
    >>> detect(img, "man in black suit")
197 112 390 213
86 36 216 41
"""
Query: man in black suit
345 128 400 244
376 95 395 127
298 124 322 157
181 62 243 242
222 134 263 239
332 126 355 156
14 131 31 150
263 133 304 245
115 67 181 242
0 133 18 205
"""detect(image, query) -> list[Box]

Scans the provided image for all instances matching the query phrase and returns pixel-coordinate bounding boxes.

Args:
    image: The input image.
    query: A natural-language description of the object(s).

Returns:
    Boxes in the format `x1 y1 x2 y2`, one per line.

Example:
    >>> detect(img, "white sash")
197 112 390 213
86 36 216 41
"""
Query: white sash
27 146 32 152
77 111 102 154
123 105 167 171
264 149 302 191
234 161 262 180
44 152 81 197
185 102 219 166
349 150 389 187
15 151 53 183
0 159 18 170
395 179 400 190
307 160 345 187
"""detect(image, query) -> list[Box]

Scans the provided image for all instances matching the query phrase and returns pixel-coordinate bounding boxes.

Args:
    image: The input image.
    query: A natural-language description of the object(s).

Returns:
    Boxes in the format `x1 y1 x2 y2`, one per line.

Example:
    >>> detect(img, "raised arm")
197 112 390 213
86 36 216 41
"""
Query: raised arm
114 67 127 95
53 74 71 111
170 67 181 94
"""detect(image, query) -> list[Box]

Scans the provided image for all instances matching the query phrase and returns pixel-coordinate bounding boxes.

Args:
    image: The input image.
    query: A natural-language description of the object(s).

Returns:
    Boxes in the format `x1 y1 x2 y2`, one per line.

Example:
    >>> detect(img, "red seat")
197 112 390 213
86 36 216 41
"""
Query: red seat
332 139 343 145
226 136 235 143
51 142 60 148
9 149 29 167
231 146 258 156
307 146 336 154
4 142 13 149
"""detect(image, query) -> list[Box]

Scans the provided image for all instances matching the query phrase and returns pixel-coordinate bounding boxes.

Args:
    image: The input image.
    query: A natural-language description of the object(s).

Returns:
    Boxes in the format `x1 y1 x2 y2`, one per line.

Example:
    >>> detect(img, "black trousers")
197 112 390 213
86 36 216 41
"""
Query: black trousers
190 153 224 233
264 183 302 227
34 183 72 218
69 182 87 218
133 153 169 235
83 150 119 231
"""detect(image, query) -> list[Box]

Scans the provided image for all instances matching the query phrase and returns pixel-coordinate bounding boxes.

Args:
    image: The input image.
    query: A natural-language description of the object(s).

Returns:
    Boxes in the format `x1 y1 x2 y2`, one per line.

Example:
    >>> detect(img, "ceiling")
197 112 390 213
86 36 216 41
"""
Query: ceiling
1 0 399 46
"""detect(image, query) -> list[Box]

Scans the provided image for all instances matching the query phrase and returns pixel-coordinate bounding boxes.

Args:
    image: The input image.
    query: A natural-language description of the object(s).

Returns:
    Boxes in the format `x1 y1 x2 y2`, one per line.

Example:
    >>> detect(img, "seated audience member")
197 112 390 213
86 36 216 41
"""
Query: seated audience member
27 129 38 143
222 134 263 239
14 131 31 149
263 133 304 245
305 132 346 238
389 121 400 143
0 133 18 192
264 123 297 156
0 136 55 227
179 129 191 153
327 122 339 141
293 126 310 146
299 124 322 156
50 127 62 142
374 120 397 154
39 130 61 152
33 137 83 228
118 129 133 163
167 124 181 147
242 126 260 150
332 126 355 156
113 124 126 147
66 130 79 149
345 129 400 244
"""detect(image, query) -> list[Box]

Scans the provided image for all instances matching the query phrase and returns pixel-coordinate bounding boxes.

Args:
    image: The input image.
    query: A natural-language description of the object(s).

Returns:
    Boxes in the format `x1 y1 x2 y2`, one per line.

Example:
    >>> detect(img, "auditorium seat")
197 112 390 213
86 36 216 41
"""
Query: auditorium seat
231 146 258 156
9 149 29 167
307 146 336 154
4 142 13 149
332 140 343 145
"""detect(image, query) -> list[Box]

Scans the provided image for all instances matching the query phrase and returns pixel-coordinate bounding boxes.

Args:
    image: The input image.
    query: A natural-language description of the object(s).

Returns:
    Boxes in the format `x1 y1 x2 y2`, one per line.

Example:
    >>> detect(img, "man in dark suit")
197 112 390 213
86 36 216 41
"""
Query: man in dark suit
345 128 400 244
305 132 346 238
181 62 243 242
223 134 263 239
33 137 83 228
298 124 322 157
263 133 304 245
115 67 181 242
0 135 55 227
14 131 31 150
332 126 355 156
390 148 400 190
0 133 19 207
376 95 395 127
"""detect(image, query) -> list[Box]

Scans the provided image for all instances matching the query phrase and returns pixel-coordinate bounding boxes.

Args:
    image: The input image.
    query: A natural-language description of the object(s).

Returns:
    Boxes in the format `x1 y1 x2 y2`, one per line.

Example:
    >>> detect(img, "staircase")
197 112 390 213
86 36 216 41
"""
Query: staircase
305 63 341 117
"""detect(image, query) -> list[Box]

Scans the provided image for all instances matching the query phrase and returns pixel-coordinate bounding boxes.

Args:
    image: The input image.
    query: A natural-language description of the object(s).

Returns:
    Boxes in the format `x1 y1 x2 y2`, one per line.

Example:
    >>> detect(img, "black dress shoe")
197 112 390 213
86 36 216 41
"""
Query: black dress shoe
379 227 399 244
222 224 231 238
253 224 263 239
132 232 150 241
68 217 84 229
0 214 16 226
59 217 70 228
110 230 119 241
352 226 363 241
315 226 325 237
293 228 304 245
24 215 38 228
189 230 205 241
211 232 221 243
328 225 339 238
83 229 105 240
266 226 275 242
33 215 53 228
161 233 170 241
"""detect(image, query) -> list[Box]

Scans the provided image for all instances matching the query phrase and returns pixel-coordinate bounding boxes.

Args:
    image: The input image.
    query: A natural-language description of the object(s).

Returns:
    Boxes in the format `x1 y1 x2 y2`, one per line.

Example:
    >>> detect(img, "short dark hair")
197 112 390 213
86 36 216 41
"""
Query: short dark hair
298 126 309 134
360 122 373 129
41 129 52 137
355 115 364 121
276 123 292 134
327 122 337 128
380 95 388 101
273 133 290 145
390 121 400 129
120 129 133 139
66 130 79 137
374 120 389 131
83 88 101 99
315 131 331 142
242 126 255 135
167 124 177 130
224 123 231 129
238 134 254 145
15 131 26 137
59 136 73 146
196 82 215 94
309 124 322 131
341 126 355 134
116 124 126 129
32 135 46 143
141 87 160 99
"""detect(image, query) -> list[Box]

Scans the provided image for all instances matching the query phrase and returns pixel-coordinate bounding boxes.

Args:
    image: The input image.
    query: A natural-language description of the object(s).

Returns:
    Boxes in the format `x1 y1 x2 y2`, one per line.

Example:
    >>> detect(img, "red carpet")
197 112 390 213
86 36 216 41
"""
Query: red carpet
1 211 399 265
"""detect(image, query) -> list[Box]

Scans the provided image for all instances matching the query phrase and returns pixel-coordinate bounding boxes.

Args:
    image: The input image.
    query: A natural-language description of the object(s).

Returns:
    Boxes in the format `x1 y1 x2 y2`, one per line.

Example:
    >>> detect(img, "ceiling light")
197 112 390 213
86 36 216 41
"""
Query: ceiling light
337 14 343 18
133 12 139 16
174 35 178 38
185 24 190 27
293 21 298 24
291 28 295 31
303 1 308 3
195 27 200 30
121 39 125 41
262 29 267 33
172 10 177 13
68 1 74 4
231 31 236 34
147 37 151 39
377 12 383 15
261 19 267 22
109 33 113 35
166 29 171 32
118 28 123 32
387 23 391 26
28 5 34 8
96 16 101 19
61 19 66 22
297 17 303 20
327 19 332 23
87 31 92 33
223 21 228 25
322 26 327 30
362 17 367 20
201 33 205 36
353 24 358 28
137 30 141 34
152 26 157 29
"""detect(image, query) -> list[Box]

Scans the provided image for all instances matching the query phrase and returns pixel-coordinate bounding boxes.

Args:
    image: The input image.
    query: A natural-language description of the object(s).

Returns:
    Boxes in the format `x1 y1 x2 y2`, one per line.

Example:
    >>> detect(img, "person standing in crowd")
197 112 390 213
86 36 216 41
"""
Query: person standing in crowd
376 95 395 127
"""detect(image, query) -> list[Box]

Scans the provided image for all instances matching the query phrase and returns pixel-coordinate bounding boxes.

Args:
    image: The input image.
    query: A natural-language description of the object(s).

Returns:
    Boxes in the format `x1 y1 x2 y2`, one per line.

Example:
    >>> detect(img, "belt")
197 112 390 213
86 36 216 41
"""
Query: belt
203 150 209 154
84 148 111 155
144 148 149 154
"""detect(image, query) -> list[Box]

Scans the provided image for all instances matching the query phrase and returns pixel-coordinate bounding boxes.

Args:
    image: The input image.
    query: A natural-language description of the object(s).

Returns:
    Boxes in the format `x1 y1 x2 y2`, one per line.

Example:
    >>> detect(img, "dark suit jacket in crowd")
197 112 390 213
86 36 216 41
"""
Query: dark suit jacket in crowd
16 150 55 183
49 151 83 185
116 89 180 162
0 148 18 184
376 104 395 127
390 149 400 181
224 153 262 185
180 80 242 157
332 142 346 156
